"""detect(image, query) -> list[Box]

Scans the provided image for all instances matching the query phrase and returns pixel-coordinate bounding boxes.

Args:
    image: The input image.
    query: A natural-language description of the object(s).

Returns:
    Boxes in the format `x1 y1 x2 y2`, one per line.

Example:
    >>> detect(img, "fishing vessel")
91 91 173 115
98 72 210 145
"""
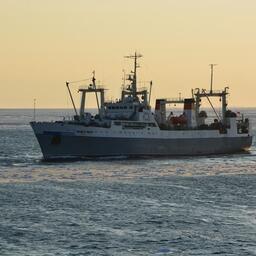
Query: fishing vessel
31 53 253 160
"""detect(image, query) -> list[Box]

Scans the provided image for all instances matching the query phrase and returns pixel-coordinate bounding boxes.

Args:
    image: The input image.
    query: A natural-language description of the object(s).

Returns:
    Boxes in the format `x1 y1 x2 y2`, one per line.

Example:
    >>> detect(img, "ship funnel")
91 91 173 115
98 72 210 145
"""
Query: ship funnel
184 98 196 128
155 99 166 125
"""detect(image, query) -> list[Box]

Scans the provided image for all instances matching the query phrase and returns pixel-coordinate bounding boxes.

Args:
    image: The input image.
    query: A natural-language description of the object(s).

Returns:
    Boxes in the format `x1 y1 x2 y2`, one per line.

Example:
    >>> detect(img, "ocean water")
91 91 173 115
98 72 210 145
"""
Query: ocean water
0 109 255 255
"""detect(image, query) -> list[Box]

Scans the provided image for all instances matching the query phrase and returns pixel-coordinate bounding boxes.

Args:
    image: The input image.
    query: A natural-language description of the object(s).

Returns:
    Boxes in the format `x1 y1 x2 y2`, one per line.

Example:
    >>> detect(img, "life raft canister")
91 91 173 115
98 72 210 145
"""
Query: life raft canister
170 115 187 125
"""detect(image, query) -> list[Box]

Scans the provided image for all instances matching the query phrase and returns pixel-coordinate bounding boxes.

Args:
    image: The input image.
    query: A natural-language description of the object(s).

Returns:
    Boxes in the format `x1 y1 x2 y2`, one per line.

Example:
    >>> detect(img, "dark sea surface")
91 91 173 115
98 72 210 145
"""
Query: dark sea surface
0 109 255 256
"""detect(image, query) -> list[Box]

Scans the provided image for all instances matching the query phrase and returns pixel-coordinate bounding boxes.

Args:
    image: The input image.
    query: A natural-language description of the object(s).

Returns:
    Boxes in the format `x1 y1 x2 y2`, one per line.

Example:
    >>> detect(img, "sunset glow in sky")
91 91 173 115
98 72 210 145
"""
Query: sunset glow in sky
1 0 256 108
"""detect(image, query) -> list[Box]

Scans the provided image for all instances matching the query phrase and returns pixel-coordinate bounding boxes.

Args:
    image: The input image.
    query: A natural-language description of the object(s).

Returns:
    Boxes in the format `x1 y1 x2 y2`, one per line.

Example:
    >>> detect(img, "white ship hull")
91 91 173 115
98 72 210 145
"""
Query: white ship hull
31 122 253 160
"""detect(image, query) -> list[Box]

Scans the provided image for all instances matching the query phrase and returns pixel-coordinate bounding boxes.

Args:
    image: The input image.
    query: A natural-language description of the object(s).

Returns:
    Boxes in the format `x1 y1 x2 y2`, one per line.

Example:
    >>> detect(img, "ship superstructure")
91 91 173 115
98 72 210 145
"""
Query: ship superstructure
31 53 253 159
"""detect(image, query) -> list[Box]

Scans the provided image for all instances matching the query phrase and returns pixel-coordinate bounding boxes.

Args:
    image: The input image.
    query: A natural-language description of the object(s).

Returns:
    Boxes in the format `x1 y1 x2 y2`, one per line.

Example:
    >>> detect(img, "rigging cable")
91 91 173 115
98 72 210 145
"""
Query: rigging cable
202 89 220 121
67 78 91 84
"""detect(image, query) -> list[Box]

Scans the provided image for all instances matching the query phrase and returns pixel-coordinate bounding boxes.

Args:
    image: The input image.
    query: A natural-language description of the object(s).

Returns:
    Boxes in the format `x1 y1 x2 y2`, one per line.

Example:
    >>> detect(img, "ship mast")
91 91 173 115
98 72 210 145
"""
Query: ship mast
125 52 143 98
209 64 217 94
92 70 100 114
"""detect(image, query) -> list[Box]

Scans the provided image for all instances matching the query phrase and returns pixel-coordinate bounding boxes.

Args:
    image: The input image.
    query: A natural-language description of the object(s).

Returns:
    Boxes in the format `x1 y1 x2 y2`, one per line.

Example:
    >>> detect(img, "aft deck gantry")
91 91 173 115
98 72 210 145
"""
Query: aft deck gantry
78 82 106 120
194 87 229 124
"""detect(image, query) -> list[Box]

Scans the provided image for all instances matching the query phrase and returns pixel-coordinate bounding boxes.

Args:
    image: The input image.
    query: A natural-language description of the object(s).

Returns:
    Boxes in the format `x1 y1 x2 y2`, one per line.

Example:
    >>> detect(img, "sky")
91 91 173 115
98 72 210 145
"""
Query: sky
0 0 256 108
